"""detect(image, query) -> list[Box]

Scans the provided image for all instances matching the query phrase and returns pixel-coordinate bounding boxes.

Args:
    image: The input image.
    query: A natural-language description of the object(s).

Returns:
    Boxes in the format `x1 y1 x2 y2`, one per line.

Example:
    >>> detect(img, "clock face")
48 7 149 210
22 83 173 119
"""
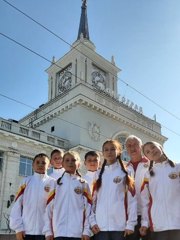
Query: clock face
92 71 106 90
58 71 72 93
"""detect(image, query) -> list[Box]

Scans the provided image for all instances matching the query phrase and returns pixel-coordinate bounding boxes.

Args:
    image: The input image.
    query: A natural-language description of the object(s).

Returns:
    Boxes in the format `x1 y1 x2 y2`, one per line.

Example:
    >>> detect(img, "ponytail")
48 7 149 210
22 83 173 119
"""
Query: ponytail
95 157 134 193
95 160 107 192
148 157 175 177
149 160 155 177
164 153 175 168
117 156 134 190
76 169 81 177
96 139 134 192
57 169 82 185
57 170 66 185
162 152 175 167
168 159 175 168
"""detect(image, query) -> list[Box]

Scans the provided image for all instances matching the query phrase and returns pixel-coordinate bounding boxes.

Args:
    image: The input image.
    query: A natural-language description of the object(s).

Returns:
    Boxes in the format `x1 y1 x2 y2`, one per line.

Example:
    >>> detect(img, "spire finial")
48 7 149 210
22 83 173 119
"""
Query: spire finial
111 55 116 65
77 0 89 40
82 0 87 7
52 56 56 64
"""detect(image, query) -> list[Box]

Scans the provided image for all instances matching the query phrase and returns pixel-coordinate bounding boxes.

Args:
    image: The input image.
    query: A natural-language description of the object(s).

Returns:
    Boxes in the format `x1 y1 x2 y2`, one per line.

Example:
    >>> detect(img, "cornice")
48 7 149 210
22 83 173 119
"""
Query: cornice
31 94 166 142
0 129 60 149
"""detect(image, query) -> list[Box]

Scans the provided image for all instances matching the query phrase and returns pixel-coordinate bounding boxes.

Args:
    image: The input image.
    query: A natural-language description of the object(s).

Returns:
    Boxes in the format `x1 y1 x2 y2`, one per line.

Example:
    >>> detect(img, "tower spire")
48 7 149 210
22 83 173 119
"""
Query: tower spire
77 0 90 40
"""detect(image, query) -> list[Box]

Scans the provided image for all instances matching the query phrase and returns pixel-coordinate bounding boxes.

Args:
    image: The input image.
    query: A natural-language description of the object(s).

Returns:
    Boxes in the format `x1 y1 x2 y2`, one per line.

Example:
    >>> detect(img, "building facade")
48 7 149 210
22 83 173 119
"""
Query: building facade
0 0 166 232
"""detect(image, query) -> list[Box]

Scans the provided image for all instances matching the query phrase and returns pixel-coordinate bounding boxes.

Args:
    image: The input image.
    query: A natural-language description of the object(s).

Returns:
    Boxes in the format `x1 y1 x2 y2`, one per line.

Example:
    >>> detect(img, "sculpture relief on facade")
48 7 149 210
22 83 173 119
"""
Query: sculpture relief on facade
91 65 106 90
87 122 101 141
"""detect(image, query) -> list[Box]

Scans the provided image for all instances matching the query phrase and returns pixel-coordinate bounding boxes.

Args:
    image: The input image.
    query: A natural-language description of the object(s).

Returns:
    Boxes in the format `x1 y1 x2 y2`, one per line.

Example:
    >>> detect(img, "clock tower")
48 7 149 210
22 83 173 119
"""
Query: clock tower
20 0 166 159
47 0 120 102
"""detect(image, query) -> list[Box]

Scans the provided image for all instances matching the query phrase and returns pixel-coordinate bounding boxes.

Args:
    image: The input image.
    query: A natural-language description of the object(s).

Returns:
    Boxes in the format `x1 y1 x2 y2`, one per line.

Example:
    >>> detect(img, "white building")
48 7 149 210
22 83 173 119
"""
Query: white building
0 0 166 232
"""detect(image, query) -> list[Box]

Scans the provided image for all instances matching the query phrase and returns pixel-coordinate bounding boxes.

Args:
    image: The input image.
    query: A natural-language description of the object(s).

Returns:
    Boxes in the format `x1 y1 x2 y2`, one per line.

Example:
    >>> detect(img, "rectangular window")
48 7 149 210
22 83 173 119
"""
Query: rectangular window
47 136 55 144
19 127 29 136
0 151 3 171
32 131 40 139
19 156 33 176
57 139 65 147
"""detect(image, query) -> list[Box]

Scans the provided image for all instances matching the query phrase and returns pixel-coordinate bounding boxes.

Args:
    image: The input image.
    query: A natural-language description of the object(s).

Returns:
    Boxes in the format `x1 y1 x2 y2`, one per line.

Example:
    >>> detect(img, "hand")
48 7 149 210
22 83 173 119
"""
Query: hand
124 229 134 237
46 236 54 240
16 231 25 240
91 224 100 234
139 226 148 236
82 235 90 240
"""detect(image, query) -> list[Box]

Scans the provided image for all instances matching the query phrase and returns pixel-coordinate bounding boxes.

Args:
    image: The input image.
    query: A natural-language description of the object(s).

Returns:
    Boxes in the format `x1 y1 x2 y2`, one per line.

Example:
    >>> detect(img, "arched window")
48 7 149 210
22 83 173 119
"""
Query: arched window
115 134 131 162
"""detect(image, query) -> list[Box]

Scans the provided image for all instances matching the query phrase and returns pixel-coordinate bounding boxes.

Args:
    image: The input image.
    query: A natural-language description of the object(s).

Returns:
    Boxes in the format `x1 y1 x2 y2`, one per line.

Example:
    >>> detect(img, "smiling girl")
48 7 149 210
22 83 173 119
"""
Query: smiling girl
44 151 92 240
140 141 180 240
90 140 137 240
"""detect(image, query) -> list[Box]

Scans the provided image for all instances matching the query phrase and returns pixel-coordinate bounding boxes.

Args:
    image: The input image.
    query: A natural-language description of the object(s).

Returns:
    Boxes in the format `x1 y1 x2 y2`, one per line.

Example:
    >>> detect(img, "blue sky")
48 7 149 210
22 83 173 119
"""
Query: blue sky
0 0 180 161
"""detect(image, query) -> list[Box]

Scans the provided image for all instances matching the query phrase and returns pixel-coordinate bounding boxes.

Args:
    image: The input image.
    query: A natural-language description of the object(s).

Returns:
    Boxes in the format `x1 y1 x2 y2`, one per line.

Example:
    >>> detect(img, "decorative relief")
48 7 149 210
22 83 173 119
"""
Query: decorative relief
91 65 106 90
87 122 101 141
92 71 106 90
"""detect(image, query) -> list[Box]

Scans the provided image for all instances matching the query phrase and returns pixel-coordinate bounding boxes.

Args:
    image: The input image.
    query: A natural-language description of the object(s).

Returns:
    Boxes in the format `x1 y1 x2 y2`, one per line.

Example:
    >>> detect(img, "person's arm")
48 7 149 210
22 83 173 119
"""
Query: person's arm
125 177 137 233
15 231 25 240
82 182 93 237
140 174 150 229
10 179 27 234
88 183 100 234
139 226 148 236
81 235 90 240
43 189 55 238
46 236 54 240
91 224 100 235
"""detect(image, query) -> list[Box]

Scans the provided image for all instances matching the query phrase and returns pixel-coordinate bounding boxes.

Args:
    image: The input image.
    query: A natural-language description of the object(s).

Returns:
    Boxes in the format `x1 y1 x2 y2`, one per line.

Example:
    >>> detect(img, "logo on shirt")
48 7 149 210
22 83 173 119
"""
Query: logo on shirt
44 184 50 192
143 163 149 168
74 186 83 194
168 172 178 179
113 176 121 184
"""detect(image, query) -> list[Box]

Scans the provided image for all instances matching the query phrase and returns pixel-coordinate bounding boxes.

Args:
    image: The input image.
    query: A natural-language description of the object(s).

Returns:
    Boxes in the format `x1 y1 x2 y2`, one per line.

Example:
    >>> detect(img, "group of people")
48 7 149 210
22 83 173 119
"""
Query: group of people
9 135 180 240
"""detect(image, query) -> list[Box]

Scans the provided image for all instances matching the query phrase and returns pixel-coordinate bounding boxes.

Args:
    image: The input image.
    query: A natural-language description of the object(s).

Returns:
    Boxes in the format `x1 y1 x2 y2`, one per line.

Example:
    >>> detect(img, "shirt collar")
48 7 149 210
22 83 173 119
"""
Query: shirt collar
105 160 119 170
34 171 47 179
53 167 64 173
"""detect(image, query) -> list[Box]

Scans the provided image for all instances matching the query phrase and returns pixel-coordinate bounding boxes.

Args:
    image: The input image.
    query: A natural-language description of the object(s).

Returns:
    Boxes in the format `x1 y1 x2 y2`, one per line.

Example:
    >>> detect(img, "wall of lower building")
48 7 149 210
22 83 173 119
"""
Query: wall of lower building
0 131 57 231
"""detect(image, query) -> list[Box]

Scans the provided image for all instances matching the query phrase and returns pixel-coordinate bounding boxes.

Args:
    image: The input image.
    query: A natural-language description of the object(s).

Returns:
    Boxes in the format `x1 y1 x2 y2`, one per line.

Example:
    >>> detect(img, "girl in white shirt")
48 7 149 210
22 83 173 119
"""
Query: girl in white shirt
140 141 180 240
90 140 137 240
44 151 92 240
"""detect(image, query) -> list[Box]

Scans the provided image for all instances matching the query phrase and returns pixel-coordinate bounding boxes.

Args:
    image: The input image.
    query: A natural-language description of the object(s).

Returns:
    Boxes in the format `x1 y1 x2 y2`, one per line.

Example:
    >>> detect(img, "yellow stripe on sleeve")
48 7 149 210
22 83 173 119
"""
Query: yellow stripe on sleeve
15 184 26 201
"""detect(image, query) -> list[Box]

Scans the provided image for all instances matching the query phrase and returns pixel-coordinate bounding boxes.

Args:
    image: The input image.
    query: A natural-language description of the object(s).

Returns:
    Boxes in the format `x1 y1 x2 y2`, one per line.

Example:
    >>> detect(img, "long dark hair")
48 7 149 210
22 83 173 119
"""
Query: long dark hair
95 140 134 191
